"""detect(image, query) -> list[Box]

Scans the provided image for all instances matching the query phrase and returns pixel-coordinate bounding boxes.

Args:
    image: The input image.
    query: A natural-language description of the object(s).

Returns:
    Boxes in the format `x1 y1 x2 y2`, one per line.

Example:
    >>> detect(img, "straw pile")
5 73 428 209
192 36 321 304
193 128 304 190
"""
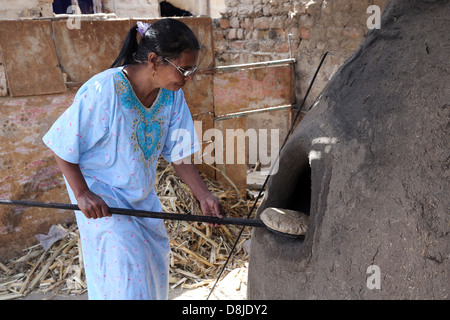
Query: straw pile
0 159 259 299
158 160 257 290
0 223 84 300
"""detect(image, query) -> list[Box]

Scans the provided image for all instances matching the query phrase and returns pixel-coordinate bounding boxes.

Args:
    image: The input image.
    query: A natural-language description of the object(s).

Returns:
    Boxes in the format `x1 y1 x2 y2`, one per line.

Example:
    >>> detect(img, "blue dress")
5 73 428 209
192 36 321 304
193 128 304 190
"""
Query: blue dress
43 67 199 299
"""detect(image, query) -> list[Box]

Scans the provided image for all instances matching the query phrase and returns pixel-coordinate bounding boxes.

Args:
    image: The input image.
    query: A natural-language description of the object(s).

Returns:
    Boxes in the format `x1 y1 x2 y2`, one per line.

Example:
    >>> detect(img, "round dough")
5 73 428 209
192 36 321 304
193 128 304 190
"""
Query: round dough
260 207 309 236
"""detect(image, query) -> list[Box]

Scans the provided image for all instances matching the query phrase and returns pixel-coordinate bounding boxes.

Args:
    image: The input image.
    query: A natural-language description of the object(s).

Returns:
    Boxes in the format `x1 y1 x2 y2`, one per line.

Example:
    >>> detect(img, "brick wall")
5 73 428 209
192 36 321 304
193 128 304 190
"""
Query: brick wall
213 0 387 107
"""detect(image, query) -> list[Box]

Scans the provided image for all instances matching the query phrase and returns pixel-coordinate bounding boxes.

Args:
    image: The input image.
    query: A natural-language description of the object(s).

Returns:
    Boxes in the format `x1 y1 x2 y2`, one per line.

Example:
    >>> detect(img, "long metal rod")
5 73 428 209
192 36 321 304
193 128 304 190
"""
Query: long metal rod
201 58 296 74
215 58 295 70
0 199 265 228
214 104 294 121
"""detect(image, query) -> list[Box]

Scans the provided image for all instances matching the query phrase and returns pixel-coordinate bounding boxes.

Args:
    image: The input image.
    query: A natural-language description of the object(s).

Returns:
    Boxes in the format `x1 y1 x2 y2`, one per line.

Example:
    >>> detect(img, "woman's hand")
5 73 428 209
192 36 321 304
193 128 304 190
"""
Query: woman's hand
76 189 111 219
198 193 225 227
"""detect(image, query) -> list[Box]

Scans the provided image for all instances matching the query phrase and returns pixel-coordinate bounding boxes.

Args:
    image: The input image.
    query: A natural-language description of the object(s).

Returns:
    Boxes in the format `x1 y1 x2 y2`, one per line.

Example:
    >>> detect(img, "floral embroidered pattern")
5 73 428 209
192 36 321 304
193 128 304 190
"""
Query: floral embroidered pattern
114 71 173 172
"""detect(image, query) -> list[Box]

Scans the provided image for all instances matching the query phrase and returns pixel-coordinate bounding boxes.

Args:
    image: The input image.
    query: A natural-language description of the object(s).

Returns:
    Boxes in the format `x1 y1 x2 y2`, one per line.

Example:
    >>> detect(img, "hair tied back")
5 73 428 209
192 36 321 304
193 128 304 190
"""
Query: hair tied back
136 21 151 36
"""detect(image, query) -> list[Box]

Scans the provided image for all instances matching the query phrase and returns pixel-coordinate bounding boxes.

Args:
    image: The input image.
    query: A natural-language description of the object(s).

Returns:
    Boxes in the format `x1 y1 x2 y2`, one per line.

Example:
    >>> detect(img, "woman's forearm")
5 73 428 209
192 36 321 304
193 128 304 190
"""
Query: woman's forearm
171 160 224 221
53 153 110 219
53 154 90 199
171 161 211 201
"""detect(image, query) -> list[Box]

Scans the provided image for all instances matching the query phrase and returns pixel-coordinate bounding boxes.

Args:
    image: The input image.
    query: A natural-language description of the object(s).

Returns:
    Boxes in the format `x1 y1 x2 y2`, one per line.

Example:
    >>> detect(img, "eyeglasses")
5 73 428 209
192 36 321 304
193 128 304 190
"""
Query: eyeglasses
164 58 198 77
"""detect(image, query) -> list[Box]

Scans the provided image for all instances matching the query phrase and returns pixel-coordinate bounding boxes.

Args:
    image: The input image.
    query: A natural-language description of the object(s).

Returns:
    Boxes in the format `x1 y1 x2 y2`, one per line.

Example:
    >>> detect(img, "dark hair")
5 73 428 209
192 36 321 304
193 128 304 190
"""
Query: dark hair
111 18 200 68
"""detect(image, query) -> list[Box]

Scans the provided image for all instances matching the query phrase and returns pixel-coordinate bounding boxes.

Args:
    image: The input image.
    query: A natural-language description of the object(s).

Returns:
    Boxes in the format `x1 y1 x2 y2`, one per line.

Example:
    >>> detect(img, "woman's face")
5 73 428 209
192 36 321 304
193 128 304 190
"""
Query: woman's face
156 49 198 91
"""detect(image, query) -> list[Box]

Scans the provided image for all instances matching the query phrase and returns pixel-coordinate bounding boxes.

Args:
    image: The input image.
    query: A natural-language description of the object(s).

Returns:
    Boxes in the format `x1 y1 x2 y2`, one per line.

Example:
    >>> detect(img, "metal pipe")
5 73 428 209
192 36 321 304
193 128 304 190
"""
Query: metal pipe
0 199 265 228
203 58 296 74
214 104 294 121
288 33 298 108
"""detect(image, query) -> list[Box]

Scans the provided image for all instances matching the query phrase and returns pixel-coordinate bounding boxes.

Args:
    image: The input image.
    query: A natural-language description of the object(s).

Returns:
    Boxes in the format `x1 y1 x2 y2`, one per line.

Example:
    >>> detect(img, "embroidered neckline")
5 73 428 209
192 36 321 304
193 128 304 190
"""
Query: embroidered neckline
120 68 162 111
113 68 174 173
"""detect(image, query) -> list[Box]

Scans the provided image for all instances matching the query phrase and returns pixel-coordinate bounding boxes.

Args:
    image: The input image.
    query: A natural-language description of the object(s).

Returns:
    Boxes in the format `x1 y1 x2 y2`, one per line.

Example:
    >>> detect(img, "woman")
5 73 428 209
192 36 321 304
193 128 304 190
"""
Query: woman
43 19 223 300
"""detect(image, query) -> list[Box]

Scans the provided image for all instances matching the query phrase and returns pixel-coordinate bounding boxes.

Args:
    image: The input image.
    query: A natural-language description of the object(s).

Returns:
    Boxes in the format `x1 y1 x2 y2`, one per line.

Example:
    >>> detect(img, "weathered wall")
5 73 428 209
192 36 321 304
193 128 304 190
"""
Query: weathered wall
0 93 77 261
212 64 295 192
0 0 53 19
1 0 389 108
214 0 387 106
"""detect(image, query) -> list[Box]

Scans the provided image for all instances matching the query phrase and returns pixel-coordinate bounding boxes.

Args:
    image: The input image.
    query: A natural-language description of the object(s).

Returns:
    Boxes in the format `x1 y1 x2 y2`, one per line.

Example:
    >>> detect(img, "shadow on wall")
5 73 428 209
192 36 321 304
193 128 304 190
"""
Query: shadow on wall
160 1 193 17
53 0 95 14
